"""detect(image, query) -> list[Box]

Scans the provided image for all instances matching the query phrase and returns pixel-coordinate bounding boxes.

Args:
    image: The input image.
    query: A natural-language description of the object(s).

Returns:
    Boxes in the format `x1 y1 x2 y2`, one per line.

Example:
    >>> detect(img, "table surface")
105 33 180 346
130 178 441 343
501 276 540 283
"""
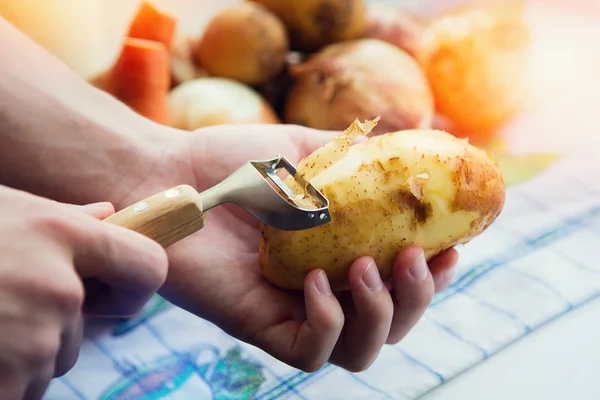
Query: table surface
421 297 600 399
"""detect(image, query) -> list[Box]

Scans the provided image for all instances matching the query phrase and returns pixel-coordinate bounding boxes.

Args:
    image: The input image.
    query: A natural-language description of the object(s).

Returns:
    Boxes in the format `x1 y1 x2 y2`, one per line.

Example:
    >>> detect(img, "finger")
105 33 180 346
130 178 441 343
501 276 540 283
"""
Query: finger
429 248 459 293
256 270 345 372
387 246 435 344
54 311 84 377
68 219 168 317
23 363 54 400
330 257 393 372
71 202 115 220
289 270 345 372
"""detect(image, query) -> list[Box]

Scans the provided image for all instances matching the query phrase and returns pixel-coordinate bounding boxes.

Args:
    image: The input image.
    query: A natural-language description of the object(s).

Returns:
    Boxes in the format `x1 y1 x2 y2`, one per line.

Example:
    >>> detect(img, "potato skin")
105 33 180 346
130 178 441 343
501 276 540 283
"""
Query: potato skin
259 129 505 291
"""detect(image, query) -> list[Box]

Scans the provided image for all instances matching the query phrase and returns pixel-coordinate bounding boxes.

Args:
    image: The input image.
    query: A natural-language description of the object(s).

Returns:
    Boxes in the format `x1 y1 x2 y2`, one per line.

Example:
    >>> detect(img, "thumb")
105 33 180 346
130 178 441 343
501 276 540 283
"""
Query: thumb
72 202 115 219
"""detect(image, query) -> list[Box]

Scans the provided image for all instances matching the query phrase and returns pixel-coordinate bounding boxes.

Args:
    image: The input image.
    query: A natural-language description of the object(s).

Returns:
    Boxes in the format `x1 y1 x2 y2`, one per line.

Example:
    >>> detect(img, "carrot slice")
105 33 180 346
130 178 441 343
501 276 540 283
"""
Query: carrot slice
127 1 177 50
105 37 170 124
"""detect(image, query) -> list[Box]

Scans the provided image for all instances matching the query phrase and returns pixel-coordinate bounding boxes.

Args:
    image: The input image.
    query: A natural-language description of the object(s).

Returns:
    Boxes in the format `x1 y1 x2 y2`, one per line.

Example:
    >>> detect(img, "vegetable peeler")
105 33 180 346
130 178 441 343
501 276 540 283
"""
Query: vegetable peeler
103 155 331 248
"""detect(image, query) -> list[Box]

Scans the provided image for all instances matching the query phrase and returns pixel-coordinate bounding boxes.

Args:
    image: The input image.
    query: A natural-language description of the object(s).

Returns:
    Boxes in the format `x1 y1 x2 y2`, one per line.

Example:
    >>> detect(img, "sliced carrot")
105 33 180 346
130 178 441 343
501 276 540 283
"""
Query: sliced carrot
105 38 170 124
127 1 177 50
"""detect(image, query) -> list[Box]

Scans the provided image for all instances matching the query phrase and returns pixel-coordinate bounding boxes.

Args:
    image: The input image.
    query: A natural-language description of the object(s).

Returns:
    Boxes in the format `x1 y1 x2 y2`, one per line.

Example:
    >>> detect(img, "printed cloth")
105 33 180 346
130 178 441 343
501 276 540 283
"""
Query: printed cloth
43 147 600 400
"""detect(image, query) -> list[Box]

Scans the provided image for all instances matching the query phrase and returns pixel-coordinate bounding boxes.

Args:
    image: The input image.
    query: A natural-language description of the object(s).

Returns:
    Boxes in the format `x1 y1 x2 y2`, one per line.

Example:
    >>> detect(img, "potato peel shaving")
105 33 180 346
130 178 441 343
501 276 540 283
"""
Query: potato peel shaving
404 173 429 201
296 116 380 181
286 117 379 209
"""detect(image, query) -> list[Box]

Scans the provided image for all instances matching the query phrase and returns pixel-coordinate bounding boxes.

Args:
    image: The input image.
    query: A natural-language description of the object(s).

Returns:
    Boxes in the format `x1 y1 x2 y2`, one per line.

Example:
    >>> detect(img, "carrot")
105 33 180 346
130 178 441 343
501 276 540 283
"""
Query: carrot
127 1 177 50
105 38 170 124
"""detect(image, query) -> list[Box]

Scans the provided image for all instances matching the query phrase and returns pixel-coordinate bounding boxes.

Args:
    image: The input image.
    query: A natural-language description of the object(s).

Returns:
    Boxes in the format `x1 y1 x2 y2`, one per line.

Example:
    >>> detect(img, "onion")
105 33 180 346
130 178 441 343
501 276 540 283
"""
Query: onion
170 35 210 87
416 8 530 141
284 39 434 135
193 2 289 86
362 3 426 57
249 0 368 52
168 77 279 130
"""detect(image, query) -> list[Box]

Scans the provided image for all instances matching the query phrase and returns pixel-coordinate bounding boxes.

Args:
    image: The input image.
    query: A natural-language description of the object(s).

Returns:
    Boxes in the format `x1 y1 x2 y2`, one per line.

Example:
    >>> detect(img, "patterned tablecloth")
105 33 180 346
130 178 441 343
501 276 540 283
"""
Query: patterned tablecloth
44 148 600 399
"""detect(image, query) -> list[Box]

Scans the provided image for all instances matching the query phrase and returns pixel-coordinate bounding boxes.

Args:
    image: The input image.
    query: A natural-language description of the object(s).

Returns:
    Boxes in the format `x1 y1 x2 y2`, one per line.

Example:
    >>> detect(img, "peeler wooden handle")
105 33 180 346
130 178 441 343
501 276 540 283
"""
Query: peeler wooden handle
103 185 205 248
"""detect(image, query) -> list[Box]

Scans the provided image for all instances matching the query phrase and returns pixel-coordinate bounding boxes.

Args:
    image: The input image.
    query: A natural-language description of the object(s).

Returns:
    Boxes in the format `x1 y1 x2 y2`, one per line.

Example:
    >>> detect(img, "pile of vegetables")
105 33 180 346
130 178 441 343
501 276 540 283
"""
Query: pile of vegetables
88 1 518 290
94 0 531 147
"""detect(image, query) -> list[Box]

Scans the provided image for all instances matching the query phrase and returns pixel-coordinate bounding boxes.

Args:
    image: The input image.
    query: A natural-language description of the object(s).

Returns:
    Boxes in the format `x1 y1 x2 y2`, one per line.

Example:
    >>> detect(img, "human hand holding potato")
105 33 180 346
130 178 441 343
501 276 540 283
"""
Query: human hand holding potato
120 123 460 372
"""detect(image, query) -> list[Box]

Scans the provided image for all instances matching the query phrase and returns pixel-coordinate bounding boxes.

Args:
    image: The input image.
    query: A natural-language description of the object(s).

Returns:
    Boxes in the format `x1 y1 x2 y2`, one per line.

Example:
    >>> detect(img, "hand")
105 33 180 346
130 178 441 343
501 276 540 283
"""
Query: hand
122 124 458 373
0 186 167 400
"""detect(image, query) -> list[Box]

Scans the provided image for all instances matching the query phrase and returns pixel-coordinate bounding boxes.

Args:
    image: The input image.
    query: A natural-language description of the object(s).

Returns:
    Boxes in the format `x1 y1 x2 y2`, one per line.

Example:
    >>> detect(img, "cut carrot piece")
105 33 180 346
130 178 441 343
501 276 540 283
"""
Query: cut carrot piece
127 1 177 50
105 37 170 124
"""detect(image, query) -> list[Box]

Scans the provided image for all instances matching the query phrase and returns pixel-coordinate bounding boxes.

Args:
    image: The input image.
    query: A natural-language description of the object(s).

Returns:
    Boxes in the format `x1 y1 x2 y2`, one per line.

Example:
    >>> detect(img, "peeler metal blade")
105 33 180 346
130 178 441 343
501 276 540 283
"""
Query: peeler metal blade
198 155 331 231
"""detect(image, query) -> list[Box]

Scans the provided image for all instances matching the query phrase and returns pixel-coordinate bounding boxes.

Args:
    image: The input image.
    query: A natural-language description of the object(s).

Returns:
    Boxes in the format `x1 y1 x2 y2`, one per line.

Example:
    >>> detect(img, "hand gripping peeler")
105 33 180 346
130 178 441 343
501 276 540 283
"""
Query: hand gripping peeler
103 155 331 248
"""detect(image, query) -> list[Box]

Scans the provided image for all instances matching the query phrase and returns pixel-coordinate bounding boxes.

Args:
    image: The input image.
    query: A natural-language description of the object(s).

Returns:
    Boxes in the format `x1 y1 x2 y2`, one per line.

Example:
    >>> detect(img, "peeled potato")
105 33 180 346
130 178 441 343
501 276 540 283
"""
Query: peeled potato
259 119 505 290
416 8 530 142
249 0 367 52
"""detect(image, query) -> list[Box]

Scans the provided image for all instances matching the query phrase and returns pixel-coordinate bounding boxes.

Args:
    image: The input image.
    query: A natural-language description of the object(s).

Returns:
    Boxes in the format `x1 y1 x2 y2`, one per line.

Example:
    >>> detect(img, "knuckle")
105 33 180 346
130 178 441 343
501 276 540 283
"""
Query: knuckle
48 279 85 314
320 311 345 334
31 213 75 238
21 329 61 367
41 274 84 315
21 272 84 315
371 295 395 324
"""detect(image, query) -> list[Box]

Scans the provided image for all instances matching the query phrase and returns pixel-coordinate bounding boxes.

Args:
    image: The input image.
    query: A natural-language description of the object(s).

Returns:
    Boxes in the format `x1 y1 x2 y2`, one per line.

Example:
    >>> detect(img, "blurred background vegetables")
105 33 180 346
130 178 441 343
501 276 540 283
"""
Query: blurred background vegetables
3 0 599 155
87 0 532 149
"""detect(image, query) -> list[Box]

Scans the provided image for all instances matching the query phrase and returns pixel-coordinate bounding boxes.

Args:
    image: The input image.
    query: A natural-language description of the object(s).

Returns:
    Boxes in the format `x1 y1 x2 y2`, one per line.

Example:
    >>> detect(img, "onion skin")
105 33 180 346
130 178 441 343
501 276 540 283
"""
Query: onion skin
194 2 289 86
170 35 209 87
284 39 434 135
168 78 279 130
416 8 530 141
248 0 368 53
362 3 426 57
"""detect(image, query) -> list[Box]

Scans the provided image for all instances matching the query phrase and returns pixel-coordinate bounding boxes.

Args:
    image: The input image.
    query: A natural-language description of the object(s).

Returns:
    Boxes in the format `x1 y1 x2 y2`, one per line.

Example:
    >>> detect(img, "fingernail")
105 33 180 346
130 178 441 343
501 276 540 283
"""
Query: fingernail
314 271 333 296
409 253 429 281
362 261 382 291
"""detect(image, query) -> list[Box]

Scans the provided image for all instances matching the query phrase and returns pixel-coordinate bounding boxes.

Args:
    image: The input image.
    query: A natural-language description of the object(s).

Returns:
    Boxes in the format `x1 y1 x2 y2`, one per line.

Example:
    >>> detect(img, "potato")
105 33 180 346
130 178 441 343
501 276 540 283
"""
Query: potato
259 118 505 290
416 8 530 143
194 2 289 85
248 0 367 52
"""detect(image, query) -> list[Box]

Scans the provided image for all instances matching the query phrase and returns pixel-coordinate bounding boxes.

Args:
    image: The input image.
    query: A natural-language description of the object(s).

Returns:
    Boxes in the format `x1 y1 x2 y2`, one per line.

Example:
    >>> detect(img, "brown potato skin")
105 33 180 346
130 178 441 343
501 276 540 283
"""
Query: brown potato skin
194 2 289 85
284 39 434 135
259 129 505 291
249 0 368 52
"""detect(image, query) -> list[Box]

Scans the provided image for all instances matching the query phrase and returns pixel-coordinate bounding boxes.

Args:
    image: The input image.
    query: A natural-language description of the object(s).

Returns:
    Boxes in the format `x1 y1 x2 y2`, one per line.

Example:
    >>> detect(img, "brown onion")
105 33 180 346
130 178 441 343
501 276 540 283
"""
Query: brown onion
284 39 434 135
170 34 210 87
193 2 289 86
362 3 426 57
168 77 279 130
